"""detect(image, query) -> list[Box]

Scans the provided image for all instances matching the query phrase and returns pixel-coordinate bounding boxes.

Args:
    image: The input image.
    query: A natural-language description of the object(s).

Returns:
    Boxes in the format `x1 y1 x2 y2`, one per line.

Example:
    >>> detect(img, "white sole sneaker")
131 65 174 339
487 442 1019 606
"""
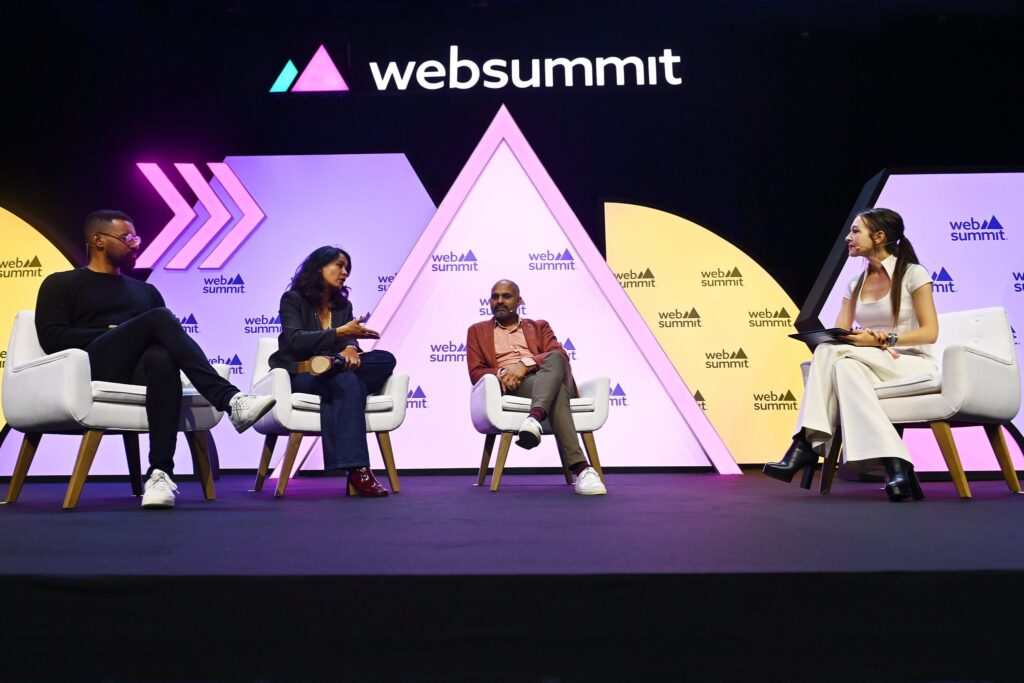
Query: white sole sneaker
574 467 607 495
141 492 175 509
229 394 276 433
515 417 542 450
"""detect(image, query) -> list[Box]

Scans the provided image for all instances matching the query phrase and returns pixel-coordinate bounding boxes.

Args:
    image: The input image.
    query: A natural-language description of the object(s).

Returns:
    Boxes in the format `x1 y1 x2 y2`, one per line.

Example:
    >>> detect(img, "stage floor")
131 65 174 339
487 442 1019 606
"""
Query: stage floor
3 471 1024 576
4 472 1024 682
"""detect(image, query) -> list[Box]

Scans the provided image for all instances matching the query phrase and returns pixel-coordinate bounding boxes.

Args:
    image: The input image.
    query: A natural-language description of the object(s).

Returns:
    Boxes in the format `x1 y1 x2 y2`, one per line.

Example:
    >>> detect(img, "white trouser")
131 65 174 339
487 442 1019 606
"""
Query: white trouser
796 344 937 466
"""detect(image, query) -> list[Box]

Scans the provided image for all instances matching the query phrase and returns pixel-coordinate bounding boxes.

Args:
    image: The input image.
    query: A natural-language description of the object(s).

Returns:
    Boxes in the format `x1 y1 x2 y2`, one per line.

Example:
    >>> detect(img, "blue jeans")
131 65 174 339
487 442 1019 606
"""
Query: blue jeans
290 350 397 470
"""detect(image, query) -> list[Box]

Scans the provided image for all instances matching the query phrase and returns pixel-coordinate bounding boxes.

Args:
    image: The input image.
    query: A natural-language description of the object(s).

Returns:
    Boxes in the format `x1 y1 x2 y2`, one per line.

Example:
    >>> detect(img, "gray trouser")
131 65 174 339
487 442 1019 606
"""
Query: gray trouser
508 352 586 466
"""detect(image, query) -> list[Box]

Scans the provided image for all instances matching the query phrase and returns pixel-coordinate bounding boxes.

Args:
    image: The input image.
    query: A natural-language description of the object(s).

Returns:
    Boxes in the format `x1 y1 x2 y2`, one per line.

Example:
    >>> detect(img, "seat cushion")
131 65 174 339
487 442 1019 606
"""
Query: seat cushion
91 381 209 406
291 393 395 413
873 372 942 399
500 395 595 413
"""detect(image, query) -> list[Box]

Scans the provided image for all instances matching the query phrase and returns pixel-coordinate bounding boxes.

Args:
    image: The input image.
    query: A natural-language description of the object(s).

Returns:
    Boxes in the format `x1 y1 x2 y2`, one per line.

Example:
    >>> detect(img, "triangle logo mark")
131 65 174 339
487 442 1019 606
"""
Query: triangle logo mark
367 105 737 473
291 45 349 93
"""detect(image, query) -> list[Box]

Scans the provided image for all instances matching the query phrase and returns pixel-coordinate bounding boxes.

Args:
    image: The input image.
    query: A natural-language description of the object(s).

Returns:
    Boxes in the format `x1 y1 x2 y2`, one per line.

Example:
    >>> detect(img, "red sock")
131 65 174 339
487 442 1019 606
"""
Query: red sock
528 407 547 422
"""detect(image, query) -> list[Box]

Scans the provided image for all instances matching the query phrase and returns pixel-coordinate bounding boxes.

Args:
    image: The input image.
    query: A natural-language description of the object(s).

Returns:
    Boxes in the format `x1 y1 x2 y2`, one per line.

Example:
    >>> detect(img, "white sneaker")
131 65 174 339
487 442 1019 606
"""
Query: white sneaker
141 469 178 509
574 467 607 496
228 393 276 433
515 416 542 449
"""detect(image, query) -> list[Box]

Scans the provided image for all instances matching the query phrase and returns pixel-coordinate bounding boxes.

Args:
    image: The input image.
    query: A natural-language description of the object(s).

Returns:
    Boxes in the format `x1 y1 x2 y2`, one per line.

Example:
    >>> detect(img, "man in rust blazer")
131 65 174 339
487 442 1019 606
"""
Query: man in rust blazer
466 279 606 495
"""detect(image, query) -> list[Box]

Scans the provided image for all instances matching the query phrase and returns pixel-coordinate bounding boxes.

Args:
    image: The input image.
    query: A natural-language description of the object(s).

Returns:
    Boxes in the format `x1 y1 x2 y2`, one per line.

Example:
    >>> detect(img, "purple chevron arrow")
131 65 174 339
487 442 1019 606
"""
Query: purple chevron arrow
165 163 233 270
198 163 266 269
134 163 197 269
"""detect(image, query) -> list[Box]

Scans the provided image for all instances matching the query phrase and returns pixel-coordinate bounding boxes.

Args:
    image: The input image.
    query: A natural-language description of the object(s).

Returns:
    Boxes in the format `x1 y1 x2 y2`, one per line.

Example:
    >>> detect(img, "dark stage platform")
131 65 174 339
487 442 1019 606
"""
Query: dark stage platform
2 471 1024 682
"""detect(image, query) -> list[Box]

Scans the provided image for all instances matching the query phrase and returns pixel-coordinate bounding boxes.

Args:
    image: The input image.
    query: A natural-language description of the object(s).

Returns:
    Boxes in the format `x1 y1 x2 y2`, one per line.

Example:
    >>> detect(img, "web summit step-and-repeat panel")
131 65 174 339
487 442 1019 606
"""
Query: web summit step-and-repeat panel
2 114 1020 474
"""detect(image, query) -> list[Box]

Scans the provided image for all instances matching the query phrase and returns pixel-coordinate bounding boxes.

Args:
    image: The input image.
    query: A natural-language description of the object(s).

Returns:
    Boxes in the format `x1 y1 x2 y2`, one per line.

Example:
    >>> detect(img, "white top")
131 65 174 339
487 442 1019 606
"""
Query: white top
844 254 934 360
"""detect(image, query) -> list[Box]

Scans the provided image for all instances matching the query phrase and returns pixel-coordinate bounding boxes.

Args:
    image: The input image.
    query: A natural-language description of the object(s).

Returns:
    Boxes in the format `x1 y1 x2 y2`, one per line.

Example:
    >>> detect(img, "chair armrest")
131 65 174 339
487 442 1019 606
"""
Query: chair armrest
941 344 1021 421
576 377 610 401
470 374 505 433
252 368 293 400
1 348 93 427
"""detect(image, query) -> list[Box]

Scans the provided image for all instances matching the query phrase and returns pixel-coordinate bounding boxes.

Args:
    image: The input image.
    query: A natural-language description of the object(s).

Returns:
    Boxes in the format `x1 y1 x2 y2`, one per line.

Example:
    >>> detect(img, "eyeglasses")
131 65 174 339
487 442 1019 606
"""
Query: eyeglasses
96 232 143 247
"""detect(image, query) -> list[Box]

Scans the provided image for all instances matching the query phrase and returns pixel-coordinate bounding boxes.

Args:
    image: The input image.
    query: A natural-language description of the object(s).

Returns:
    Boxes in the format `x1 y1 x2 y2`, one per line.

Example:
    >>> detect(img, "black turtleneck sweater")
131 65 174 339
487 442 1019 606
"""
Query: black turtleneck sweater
35 267 165 354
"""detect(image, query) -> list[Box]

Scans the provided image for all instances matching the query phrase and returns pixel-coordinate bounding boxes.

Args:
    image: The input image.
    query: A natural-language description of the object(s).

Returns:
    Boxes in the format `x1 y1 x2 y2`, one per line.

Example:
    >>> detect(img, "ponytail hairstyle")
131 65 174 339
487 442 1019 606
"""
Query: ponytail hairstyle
848 208 920 327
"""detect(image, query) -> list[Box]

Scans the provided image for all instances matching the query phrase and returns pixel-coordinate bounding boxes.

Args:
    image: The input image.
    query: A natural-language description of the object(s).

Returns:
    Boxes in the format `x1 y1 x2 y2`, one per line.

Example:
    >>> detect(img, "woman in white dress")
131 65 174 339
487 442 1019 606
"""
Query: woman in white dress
763 208 939 501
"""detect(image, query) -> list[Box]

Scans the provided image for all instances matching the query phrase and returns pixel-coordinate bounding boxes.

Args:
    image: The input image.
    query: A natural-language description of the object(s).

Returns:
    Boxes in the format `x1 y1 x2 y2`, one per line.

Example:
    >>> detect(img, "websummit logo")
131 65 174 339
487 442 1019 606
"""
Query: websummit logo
609 383 628 407
563 338 577 360
705 347 749 369
616 267 655 289
931 267 956 293
0 255 43 278
209 354 244 375
244 313 282 335
179 313 200 334
527 249 576 271
949 214 1007 242
202 274 246 294
431 249 478 272
657 307 701 329
429 341 467 363
271 45 349 93
407 386 428 408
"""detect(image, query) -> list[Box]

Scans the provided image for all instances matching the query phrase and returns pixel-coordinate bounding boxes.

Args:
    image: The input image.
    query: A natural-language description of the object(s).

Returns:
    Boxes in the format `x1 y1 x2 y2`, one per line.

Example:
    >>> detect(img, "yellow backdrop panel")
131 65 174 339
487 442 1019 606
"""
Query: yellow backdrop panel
605 203 810 464
0 206 75 429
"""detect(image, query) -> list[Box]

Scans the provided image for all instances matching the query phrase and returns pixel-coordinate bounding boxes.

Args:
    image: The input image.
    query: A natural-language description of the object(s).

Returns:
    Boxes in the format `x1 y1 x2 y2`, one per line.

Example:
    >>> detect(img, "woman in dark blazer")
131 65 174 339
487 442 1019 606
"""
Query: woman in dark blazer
269 246 397 496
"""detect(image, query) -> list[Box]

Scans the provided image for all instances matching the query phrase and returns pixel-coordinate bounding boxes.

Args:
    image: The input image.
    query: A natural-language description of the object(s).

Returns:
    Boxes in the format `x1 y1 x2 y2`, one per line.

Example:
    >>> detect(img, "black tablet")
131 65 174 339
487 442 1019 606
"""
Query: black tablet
788 328 854 346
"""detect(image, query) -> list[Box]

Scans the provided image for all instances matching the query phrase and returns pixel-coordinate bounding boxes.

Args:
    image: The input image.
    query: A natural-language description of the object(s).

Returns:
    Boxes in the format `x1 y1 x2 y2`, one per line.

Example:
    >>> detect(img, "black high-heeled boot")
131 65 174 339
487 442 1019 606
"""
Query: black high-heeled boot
763 432 819 488
883 458 924 502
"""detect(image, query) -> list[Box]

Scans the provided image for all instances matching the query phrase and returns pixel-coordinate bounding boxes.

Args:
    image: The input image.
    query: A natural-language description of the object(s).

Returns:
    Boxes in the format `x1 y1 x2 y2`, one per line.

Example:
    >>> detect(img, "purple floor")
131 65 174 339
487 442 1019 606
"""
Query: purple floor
3 471 1024 576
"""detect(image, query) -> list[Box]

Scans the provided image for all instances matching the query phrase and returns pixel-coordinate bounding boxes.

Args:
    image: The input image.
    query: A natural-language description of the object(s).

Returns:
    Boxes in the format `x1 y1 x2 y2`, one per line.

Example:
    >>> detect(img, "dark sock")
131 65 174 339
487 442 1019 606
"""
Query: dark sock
570 461 589 476
528 407 547 422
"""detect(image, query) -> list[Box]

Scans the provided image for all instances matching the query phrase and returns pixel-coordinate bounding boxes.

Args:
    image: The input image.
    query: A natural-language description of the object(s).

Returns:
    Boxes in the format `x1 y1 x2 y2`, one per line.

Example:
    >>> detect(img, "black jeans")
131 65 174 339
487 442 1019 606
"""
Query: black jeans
290 350 397 470
85 307 239 476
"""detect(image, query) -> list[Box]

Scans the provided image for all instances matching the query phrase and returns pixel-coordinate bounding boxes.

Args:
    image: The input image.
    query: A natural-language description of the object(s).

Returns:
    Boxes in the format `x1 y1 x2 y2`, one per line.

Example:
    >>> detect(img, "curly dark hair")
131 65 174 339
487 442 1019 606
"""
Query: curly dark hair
288 246 352 309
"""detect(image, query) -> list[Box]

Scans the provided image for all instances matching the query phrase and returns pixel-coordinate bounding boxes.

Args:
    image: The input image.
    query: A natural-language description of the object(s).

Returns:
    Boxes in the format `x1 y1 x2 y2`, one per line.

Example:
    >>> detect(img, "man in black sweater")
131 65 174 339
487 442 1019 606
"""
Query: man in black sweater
35 210 275 509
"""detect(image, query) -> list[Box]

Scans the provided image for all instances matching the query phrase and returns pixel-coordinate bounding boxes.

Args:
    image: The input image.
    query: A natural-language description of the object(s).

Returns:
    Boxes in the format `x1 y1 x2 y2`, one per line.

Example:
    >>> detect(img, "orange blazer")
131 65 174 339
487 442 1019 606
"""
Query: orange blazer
465 318 575 393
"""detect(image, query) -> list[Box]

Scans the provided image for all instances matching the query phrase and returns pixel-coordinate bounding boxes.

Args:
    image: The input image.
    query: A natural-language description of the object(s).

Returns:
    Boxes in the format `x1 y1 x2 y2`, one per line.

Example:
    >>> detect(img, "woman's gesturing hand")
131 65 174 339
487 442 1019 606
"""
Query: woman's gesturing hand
335 316 380 339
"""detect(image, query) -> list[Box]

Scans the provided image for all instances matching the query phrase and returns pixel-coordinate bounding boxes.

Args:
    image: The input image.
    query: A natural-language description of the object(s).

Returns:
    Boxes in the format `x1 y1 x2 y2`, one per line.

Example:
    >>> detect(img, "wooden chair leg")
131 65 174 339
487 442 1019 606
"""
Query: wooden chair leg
275 432 304 498
476 433 496 486
580 432 604 482
819 430 842 495
930 421 971 499
490 433 514 492
376 432 400 493
122 433 143 496
185 431 216 501
63 429 104 510
253 434 278 492
984 424 1023 494
3 432 42 504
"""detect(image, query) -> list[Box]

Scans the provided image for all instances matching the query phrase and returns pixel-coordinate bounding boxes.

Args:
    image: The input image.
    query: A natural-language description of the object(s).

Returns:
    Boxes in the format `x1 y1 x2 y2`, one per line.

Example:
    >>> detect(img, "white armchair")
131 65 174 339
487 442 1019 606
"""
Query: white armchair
1 310 228 509
818 307 1023 498
470 373 610 491
248 337 409 497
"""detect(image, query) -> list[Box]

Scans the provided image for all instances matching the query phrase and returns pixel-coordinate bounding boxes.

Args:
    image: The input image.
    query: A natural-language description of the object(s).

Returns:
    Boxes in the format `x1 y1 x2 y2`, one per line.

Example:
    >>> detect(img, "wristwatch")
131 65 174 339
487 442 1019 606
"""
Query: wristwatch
885 331 898 348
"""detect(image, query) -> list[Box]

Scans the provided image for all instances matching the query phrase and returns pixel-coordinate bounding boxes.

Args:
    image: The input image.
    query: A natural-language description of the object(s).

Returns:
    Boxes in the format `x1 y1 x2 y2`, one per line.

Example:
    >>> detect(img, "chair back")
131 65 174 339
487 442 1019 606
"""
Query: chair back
5 311 45 371
250 337 279 388
934 307 1017 368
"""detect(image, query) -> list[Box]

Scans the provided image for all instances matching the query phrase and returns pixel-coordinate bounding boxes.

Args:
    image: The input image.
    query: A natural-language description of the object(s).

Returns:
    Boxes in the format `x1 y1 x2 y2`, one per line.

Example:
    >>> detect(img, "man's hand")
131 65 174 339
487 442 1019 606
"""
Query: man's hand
340 346 361 369
499 362 529 392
